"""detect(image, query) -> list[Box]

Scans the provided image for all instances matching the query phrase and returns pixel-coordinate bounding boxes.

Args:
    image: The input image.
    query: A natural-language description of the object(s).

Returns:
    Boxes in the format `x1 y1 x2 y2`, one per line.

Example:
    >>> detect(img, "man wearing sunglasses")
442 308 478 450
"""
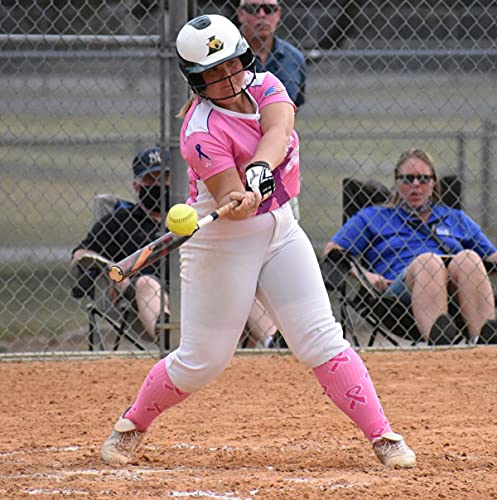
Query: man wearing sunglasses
324 148 497 346
237 0 307 108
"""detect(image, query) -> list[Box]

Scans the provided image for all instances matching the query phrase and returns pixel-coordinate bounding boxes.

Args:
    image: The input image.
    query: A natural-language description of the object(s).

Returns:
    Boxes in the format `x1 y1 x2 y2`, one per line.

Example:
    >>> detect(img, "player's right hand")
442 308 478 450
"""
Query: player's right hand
228 190 261 219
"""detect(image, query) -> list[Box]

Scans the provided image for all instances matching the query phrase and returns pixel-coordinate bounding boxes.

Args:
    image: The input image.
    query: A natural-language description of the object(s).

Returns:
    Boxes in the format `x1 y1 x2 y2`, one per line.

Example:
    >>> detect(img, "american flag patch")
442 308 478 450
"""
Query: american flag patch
264 84 286 97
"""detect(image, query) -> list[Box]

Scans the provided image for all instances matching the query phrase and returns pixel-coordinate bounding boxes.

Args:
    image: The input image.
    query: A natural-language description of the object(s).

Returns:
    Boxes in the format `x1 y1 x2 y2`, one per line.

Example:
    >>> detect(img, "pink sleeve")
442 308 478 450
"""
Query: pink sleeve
251 72 297 112
183 131 236 181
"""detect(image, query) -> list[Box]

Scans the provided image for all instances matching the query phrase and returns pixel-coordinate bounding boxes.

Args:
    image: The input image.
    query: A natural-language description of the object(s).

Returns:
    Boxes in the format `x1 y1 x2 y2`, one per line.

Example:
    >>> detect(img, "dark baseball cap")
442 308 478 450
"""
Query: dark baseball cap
132 147 170 178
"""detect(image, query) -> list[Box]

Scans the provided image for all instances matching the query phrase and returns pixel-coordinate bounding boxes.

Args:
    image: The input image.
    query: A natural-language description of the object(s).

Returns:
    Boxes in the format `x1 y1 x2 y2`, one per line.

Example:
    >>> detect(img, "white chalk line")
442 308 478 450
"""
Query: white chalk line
3 466 373 493
0 443 251 458
20 488 248 499
0 445 81 457
3 442 376 497
168 492 249 499
2 468 194 480
0 443 231 459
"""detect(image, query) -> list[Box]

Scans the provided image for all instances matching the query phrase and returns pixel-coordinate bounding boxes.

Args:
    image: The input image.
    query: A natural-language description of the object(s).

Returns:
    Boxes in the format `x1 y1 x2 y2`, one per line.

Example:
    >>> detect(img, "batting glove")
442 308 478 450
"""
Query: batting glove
245 161 275 202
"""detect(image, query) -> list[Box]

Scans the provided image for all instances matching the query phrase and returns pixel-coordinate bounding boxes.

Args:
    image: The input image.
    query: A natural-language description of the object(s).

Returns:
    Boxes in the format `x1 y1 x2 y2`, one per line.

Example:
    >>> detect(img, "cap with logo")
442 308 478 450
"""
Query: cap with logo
132 147 170 178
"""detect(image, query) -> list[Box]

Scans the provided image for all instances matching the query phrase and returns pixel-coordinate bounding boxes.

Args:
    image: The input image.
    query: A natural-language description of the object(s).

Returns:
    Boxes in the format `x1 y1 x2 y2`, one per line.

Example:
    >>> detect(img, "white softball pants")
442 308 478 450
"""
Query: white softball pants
166 202 349 392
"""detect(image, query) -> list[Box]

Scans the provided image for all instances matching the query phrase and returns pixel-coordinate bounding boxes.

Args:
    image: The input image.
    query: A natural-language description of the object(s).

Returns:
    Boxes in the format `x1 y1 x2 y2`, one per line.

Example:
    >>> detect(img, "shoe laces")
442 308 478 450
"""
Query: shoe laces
114 429 141 451
376 438 410 457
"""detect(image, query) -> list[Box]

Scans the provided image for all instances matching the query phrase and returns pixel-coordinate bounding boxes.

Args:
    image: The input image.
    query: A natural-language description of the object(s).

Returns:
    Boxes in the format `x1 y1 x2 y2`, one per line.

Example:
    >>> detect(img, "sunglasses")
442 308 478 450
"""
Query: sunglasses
396 174 434 185
241 4 279 15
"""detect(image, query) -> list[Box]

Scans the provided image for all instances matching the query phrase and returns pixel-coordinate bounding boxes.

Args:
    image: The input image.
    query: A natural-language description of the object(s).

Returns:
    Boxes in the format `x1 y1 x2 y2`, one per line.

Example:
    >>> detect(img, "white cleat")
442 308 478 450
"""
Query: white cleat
373 432 416 468
101 414 145 465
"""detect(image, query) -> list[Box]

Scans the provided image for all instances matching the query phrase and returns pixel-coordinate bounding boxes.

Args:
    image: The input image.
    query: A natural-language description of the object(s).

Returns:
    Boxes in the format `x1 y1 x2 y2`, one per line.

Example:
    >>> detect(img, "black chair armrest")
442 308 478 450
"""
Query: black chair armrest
321 248 353 290
70 253 113 299
484 260 497 275
71 267 99 299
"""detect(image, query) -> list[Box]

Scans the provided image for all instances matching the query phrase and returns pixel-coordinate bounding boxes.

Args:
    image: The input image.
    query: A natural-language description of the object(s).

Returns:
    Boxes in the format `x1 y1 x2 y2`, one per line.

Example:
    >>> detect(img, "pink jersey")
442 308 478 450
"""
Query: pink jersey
180 71 300 217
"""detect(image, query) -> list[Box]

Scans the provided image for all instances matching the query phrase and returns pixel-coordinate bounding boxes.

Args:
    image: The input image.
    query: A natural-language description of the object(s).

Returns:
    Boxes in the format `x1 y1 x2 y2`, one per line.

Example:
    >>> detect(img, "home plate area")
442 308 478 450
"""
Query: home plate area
1 350 496 498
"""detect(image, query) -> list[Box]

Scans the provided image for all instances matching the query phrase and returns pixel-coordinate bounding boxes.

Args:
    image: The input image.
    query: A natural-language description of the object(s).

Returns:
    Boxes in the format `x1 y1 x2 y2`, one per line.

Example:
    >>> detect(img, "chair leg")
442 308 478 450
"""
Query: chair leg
112 310 147 351
112 320 124 351
87 304 150 351
375 327 401 347
88 313 95 352
156 315 171 353
367 327 378 347
383 331 400 346
87 307 105 351
121 329 147 350
341 303 361 348
161 330 170 351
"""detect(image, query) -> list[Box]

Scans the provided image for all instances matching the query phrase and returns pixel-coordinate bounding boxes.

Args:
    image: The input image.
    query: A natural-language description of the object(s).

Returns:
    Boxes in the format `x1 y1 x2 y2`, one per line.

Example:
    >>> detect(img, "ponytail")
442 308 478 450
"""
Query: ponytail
177 94 199 119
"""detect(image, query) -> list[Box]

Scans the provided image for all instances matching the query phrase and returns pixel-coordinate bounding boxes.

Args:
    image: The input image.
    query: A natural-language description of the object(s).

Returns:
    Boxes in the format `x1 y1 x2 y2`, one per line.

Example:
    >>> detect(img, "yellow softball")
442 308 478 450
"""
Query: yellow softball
166 203 199 236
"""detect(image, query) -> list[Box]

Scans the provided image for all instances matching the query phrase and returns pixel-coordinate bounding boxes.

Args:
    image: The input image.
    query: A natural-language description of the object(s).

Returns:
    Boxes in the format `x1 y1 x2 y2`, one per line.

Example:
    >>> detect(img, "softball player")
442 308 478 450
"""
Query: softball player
101 14 415 469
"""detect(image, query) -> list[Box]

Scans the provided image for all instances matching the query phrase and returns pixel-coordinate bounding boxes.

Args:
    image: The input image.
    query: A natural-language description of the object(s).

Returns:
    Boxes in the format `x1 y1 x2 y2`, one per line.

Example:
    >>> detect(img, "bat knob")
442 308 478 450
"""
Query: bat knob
108 266 124 283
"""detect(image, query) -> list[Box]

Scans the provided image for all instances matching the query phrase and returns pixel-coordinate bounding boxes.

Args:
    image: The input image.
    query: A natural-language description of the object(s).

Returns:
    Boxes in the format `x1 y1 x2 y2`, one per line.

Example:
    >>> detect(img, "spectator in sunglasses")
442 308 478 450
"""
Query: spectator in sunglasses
237 0 307 108
324 148 497 345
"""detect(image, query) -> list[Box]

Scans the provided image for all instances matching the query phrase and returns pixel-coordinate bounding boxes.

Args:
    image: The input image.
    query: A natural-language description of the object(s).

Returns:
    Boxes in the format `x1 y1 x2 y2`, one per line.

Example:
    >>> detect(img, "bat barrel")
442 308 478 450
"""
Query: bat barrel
107 200 240 283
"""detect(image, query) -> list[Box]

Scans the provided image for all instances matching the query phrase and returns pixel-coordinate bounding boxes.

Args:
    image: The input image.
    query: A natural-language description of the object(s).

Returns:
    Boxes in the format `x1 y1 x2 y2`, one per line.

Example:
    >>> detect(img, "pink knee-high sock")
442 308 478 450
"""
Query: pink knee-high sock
124 359 190 432
313 347 392 442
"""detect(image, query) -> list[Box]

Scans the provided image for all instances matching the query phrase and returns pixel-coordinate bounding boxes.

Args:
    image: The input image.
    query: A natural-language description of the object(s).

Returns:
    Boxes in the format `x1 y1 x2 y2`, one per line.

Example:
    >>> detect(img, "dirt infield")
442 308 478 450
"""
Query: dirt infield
1 348 497 499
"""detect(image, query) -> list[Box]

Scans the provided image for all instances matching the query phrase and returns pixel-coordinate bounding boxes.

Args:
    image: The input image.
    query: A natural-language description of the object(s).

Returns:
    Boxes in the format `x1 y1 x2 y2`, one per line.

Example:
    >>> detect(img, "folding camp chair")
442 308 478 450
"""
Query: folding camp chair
71 194 168 351
321 175 468 348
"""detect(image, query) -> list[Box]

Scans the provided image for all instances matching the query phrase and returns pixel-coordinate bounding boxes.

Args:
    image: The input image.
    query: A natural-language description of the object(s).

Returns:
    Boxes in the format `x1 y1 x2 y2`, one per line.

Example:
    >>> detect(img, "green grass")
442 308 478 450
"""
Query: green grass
0 263 89 350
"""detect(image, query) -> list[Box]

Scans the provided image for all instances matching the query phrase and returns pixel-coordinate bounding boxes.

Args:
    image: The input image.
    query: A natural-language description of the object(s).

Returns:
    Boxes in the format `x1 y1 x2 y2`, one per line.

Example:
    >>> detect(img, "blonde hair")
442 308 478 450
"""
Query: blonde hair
388 148 442 206
177 94 199 119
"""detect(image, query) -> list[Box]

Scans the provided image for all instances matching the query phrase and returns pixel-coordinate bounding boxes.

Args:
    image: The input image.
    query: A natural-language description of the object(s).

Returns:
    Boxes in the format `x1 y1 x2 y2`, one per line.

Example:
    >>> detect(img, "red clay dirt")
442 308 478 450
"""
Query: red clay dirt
1 348 497 499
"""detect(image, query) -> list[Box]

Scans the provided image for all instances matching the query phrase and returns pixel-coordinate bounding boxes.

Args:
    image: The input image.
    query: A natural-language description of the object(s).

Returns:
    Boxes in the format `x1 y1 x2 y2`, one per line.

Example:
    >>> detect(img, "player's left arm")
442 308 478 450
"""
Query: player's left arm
242 102 295 202
250 101 295 170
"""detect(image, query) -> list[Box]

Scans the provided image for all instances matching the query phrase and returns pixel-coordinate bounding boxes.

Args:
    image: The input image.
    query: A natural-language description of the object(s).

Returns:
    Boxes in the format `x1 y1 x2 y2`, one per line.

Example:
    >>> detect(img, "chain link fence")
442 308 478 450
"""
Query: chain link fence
1 0 496 355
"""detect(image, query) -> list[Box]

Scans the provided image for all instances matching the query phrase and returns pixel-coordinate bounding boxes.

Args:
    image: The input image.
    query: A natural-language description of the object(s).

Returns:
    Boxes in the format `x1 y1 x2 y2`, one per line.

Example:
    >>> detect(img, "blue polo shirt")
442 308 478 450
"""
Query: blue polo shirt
331 204 497 280
255 37 307 108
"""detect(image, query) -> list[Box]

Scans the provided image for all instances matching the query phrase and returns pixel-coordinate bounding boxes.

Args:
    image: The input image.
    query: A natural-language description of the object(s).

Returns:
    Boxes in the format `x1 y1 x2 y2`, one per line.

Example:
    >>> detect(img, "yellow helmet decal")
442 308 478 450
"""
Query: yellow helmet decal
207 36 224 55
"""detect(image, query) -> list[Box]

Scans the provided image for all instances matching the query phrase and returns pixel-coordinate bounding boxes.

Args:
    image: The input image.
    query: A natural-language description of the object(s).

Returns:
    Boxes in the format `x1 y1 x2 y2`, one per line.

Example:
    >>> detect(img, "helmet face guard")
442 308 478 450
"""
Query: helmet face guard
176 14 256 100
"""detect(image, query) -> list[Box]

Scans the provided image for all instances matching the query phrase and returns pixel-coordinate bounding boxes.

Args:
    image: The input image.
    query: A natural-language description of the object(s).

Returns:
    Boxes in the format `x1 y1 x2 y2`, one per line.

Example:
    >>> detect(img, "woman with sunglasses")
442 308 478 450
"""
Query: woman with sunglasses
325 148 497 345
100 14 415 469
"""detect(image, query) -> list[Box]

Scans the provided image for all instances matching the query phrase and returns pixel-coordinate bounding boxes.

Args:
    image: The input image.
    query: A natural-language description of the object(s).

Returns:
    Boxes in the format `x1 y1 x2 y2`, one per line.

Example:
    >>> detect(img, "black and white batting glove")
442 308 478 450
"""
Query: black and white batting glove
245 161 275 202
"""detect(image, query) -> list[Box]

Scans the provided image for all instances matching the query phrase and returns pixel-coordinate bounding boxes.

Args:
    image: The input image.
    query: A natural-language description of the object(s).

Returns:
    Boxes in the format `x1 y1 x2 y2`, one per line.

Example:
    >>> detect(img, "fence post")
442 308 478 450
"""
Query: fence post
456 132 466 210
167 0 189 351
158 0 169 356
481 120 495 232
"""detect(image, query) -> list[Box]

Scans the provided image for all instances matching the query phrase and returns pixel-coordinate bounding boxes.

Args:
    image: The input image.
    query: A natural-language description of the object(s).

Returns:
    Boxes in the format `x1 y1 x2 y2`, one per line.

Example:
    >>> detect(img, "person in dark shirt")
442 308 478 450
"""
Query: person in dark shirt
72 147 170 340
237 0 307 108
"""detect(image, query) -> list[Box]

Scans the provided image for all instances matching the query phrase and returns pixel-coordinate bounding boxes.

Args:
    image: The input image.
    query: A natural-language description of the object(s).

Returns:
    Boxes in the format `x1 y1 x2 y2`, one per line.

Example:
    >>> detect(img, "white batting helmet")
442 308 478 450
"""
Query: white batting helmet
176 14 255 96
